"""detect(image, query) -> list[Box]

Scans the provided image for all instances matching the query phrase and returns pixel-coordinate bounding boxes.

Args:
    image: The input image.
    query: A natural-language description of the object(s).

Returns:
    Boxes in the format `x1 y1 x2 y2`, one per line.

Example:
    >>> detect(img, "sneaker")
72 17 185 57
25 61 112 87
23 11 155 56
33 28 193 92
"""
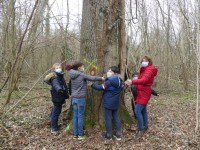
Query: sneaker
100 132 111 140
135 130 144 139
83 129 89 136
51 129 58 134
73 135 78 139
78 135 86 140
144 126 148 132
113 134 121 141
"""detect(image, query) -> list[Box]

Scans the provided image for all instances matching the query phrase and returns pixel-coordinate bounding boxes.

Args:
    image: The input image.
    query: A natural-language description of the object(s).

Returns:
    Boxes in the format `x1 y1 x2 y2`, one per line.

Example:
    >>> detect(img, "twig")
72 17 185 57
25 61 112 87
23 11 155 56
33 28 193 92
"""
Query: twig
125 138 133 142
0 124 11 136
0 77 9 93
81 135 96 146
2 60 68 116
0 0 39 93
25 95 50 101
125 64 135 106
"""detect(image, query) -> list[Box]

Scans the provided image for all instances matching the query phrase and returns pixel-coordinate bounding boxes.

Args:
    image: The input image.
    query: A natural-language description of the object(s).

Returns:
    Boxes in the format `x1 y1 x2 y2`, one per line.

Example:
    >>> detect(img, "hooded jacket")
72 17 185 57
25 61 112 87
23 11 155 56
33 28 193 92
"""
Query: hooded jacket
132 65 158 105
69 69 102 98
44 72 69 106
91 76 123 110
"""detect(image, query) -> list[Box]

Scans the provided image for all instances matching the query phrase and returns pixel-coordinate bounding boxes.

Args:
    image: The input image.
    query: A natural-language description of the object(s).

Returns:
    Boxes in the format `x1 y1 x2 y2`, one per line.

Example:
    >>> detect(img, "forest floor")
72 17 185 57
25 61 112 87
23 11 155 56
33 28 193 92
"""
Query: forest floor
0 87 200 150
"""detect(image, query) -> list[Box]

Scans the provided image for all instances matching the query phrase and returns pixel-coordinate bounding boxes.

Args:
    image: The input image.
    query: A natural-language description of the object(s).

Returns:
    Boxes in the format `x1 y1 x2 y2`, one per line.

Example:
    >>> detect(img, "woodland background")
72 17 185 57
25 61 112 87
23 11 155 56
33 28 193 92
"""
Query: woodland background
0 0 200 149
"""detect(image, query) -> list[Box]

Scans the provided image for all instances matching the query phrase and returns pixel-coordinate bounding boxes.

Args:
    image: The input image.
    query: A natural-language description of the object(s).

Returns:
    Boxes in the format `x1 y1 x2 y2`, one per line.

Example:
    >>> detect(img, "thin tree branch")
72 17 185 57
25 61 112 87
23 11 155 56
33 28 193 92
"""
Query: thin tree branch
2 59 68 116
0 0 39 93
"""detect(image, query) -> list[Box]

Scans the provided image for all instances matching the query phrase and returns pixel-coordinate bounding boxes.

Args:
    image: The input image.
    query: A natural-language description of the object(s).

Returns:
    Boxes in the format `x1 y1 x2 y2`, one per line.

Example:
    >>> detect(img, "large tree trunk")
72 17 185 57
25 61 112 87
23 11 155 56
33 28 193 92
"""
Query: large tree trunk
80 0 133 128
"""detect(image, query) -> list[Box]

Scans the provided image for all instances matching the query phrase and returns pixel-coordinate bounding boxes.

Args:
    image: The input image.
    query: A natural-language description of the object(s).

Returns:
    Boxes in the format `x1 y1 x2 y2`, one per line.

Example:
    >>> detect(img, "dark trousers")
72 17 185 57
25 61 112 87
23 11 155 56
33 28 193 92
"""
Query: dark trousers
131 98 137 119
51 105 62 131
104 108 121 137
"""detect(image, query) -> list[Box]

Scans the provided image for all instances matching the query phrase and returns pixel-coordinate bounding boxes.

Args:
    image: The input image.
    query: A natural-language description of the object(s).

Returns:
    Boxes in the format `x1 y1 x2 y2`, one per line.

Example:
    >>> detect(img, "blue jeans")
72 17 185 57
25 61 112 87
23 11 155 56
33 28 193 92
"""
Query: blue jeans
72 98 85 136
135 104 148 130
104 108 121 137
51 105 62 131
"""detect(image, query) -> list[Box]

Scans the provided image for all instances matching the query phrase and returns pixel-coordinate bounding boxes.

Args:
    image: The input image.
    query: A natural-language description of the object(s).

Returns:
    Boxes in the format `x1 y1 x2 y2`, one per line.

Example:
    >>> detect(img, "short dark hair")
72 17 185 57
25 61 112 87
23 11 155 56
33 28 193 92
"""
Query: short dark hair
72 62 83 70
110 66 120 74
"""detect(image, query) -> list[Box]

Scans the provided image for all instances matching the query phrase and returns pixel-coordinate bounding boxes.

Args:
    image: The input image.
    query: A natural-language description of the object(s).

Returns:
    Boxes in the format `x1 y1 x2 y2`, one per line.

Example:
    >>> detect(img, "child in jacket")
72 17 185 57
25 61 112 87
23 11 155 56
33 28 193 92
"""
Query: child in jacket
91 66 123 140
44 63 69 134
68 62 104 140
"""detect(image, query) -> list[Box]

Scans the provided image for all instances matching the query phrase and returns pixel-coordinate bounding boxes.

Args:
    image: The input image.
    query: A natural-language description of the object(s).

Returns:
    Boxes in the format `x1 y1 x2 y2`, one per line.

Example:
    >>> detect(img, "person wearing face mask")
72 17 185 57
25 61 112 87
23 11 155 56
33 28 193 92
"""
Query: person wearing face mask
44 63 69 134
125 56 158 139
91 66 123 141
130 72 159 119
68 61 104 140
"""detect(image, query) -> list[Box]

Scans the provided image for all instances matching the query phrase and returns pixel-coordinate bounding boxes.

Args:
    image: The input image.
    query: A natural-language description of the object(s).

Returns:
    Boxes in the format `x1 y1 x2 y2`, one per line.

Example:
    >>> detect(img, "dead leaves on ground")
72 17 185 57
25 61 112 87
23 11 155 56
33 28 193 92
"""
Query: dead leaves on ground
0 93 200 149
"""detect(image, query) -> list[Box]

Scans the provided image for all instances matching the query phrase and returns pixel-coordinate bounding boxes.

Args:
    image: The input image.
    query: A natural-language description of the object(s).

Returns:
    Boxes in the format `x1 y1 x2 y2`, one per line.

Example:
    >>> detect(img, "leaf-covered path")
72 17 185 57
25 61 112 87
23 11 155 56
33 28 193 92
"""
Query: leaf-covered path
1 92 200 149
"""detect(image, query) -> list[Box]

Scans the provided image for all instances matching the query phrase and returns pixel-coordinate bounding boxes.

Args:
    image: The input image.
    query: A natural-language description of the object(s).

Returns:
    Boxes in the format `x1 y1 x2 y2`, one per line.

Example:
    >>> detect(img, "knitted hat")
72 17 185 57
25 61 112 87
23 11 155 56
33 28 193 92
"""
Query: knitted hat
66 64 73 71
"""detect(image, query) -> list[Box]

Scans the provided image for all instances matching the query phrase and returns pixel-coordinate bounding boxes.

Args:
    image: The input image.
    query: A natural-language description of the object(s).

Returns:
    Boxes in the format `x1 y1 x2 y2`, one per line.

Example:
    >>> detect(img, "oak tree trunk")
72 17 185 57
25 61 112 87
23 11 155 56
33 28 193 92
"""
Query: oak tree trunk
80 0 133 128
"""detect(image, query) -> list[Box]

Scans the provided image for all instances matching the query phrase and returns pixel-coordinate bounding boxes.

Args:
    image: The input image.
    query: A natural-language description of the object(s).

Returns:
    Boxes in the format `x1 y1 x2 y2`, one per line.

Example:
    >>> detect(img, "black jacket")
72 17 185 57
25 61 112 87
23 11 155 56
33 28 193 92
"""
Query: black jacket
50 73 69 106
131 85 158 97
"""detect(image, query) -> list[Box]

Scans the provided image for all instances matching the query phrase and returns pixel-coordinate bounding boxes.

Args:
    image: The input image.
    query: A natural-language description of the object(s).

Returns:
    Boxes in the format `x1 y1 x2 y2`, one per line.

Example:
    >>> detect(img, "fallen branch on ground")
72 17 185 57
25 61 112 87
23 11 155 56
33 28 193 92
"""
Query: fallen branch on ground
0 124 11 137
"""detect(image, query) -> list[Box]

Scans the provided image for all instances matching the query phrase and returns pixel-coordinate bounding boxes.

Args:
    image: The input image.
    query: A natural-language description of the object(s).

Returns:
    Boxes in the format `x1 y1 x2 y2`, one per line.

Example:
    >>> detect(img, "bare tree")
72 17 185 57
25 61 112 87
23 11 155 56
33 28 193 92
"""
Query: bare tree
195 0 200 136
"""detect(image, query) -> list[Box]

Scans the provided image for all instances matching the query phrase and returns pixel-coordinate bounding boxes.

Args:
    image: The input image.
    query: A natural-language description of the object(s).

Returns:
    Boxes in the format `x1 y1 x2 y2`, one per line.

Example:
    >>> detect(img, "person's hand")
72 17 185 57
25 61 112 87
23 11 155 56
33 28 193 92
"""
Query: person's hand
102 77 105 81
125 79 132 86
87 82 93 87
156 94 160 97
59 89 64 93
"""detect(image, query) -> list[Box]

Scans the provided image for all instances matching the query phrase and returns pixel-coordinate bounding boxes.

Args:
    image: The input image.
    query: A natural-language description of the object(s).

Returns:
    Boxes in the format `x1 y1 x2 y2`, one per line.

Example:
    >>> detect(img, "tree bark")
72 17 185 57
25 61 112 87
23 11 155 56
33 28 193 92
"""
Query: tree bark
80 0 133 128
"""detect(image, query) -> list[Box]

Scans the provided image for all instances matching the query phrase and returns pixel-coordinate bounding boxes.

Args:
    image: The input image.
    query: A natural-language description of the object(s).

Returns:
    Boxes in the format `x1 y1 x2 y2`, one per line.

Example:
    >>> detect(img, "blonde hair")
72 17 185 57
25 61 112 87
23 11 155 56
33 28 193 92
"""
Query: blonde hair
52 63 61 71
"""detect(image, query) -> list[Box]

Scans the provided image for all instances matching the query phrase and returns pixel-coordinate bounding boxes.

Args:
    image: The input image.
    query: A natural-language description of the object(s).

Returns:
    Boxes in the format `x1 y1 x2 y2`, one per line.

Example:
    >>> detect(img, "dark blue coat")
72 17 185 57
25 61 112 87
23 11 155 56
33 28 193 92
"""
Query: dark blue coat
50 73 69 106
91 76 123 110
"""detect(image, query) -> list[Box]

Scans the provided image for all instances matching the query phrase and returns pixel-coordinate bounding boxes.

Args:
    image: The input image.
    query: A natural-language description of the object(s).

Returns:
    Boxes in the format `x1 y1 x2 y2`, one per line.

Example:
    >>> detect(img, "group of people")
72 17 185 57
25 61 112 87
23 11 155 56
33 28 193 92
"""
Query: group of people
44 56 158 141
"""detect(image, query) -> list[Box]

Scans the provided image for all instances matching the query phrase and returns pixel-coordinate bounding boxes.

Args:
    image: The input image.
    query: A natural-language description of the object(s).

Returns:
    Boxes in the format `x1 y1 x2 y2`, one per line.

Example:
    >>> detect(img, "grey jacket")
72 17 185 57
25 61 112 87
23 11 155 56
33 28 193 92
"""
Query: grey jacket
69 69 102 98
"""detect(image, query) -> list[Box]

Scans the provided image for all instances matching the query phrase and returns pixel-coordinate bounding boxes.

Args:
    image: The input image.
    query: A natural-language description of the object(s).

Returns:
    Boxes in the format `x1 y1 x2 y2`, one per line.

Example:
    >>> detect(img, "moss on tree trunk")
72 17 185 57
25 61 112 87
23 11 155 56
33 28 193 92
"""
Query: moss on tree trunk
84 88 134 130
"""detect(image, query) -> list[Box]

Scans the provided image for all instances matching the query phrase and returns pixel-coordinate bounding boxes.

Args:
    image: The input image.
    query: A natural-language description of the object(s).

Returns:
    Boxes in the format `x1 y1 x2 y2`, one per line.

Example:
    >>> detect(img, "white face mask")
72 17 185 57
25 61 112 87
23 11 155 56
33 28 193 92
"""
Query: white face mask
141 61 149 67
133 75 138 80
55 68 62 73
80 67 84 72
107 72 113 78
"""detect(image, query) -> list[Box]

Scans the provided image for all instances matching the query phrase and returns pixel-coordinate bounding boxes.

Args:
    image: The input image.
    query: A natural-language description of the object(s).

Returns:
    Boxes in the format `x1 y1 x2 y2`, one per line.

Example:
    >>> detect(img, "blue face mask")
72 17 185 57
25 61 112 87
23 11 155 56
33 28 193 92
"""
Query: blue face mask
141 62 149 67
55 68 62 73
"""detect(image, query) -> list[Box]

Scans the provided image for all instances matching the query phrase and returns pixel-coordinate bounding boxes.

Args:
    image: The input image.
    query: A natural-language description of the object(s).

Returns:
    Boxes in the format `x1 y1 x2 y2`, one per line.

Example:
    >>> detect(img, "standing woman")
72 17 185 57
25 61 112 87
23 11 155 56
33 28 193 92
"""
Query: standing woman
125 56 158 138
